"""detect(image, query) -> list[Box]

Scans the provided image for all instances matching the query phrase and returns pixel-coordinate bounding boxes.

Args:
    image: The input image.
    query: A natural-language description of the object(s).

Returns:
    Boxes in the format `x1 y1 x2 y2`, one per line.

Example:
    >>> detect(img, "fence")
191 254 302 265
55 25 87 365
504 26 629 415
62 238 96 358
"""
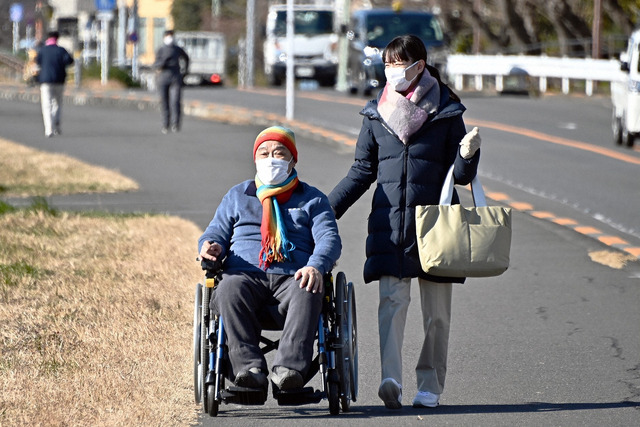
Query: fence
446 54 626 96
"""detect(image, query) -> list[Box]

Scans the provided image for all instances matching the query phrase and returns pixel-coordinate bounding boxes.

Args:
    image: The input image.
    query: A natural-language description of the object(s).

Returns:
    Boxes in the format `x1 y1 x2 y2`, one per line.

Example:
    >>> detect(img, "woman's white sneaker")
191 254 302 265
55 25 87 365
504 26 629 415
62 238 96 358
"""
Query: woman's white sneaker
378 378 402 409
412 391 440 408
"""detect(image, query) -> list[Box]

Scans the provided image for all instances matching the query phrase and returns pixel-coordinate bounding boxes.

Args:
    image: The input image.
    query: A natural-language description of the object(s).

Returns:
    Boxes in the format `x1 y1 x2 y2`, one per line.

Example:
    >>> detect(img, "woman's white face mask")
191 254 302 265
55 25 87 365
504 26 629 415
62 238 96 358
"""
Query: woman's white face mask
384 61 420 92
255 157 292 185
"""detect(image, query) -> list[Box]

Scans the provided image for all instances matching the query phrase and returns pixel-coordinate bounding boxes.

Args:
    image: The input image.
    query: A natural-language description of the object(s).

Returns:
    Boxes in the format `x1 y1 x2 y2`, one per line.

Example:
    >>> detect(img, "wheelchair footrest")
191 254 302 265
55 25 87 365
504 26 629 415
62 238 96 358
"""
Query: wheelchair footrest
222 386 268 405
275 387 324 406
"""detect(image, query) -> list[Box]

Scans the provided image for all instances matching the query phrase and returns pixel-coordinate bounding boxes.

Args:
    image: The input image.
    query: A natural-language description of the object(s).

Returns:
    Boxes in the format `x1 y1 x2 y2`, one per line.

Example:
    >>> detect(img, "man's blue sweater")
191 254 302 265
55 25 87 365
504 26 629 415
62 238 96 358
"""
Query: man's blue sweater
198 179 341 276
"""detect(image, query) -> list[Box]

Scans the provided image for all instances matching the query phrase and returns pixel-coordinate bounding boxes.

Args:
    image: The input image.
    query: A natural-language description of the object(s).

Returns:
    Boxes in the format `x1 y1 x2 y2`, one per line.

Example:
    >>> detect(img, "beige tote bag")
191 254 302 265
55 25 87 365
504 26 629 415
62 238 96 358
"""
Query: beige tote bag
415 165 512 278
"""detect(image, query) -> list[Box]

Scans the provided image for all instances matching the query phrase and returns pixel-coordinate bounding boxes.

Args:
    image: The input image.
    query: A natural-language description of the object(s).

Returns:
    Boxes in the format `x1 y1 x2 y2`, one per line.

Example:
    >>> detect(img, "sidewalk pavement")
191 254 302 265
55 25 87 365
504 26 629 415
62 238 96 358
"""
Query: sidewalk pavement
0 82 354 147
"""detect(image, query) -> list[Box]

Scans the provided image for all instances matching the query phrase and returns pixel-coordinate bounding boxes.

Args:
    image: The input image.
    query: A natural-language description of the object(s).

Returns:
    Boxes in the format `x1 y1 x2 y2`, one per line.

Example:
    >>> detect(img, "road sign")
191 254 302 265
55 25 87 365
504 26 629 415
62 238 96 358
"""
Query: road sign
10 3 23 23
96 10 114 21
95 0 116 10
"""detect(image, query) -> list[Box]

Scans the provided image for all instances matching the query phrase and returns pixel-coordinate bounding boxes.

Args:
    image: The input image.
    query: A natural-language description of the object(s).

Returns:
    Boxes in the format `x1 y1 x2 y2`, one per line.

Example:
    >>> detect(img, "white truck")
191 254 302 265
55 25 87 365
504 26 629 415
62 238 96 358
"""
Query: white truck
611 28 640 148
174 31 226 86
263 3 339 87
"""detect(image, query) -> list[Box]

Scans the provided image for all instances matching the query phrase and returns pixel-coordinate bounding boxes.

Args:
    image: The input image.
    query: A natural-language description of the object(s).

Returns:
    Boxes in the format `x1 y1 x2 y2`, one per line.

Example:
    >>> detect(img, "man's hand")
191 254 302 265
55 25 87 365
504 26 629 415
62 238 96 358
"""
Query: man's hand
200 241 222 261
295 266 323 294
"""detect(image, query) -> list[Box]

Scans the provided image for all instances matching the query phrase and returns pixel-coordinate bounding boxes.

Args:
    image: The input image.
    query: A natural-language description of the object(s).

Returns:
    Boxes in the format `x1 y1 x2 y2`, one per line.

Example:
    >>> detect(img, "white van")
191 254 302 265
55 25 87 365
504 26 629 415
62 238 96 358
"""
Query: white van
263 3 338 87
174 31 226 86
611 29 640 148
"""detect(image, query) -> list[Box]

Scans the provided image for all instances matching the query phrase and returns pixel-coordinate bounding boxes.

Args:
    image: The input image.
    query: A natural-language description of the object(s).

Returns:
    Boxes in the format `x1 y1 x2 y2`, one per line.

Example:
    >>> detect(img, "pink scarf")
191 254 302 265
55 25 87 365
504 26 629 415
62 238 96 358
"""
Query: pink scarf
377 70 441 143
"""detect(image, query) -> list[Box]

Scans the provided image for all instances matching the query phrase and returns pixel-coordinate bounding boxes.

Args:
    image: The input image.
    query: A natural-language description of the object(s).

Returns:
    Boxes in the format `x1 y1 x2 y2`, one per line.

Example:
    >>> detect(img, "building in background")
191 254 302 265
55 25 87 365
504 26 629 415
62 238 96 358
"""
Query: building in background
48 0 94 52
40 0 172 67
126 0 172 66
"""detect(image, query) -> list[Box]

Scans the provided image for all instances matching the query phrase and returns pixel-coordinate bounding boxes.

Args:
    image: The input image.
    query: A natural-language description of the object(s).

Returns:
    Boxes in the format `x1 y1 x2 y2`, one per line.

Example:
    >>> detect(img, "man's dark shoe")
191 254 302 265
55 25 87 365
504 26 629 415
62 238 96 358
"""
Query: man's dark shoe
271 366 304 390
234 367 268 389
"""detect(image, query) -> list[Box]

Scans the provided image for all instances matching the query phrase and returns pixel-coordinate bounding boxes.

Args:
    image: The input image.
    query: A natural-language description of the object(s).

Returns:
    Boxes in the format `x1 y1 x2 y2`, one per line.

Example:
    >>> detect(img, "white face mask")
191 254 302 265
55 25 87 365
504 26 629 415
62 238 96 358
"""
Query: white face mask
163 36 174 45
255 157 292 185
384 61 420 92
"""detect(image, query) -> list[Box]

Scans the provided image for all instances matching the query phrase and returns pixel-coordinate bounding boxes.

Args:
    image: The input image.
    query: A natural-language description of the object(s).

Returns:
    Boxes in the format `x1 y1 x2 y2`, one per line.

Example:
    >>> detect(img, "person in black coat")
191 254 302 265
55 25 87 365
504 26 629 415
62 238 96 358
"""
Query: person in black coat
153 30 189 133
36 31 74 137
328 35 481 410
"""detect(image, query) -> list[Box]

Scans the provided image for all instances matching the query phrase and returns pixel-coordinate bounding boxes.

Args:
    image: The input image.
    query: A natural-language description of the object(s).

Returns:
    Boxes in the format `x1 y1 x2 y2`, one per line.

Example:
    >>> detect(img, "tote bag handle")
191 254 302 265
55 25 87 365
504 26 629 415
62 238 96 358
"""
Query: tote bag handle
439 165 487 207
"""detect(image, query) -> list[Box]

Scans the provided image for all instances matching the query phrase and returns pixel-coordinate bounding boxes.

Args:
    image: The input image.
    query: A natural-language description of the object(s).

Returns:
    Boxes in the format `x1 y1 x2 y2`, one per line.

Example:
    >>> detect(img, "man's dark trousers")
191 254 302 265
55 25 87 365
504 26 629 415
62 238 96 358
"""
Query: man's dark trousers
158 73 183 130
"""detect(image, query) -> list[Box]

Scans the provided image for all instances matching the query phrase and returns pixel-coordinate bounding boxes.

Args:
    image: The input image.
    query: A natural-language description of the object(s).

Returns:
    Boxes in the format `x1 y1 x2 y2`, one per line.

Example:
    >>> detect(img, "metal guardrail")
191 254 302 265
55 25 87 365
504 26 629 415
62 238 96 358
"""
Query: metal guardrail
446 54 626 96
0 51 25 79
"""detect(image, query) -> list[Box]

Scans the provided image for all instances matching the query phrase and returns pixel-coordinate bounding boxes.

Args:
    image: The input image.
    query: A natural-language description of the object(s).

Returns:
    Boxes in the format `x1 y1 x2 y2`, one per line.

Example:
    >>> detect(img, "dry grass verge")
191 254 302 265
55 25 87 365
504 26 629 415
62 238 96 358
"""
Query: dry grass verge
0 138 138 197
0 210 202 426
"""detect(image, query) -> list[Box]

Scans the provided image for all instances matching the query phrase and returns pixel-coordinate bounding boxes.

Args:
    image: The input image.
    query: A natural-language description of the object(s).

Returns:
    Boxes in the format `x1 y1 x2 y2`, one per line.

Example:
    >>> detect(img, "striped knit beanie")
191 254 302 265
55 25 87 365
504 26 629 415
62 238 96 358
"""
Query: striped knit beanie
253 126 297 162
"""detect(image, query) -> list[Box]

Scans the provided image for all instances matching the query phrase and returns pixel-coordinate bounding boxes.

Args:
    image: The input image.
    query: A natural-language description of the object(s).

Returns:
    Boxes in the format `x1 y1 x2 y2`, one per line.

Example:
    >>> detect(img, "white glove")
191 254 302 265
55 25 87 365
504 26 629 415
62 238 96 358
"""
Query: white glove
459 126 481 159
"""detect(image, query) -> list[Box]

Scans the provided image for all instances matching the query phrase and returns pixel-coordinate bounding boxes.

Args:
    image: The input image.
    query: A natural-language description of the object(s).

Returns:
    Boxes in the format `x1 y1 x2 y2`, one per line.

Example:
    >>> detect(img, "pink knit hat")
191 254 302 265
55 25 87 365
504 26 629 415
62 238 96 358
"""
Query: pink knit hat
253 126 297 162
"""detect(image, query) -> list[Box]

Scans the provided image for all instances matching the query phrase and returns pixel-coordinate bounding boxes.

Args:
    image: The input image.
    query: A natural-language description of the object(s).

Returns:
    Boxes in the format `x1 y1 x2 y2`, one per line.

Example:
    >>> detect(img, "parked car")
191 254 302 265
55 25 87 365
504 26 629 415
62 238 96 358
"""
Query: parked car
347 8 448 96
611 28 640 148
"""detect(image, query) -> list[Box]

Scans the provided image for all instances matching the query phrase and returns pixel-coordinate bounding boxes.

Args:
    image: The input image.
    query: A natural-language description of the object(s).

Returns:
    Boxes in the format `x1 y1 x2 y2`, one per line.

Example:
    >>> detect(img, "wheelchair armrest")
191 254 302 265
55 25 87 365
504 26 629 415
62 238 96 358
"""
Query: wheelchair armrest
200 258 223 272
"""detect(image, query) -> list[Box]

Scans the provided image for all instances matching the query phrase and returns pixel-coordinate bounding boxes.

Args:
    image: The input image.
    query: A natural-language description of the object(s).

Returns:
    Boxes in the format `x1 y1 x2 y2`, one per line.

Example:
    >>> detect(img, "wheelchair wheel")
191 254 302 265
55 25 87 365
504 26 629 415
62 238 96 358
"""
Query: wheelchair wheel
335 272 357 412
328 380 340 416
207 384 219 416
193 283 203 404
201 285 211 413
346 281 358 404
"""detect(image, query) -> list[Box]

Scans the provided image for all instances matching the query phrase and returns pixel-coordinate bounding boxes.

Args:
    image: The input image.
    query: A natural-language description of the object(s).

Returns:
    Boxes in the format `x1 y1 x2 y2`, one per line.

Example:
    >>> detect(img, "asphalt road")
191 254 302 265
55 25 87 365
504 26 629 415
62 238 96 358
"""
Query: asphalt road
1 88 639 426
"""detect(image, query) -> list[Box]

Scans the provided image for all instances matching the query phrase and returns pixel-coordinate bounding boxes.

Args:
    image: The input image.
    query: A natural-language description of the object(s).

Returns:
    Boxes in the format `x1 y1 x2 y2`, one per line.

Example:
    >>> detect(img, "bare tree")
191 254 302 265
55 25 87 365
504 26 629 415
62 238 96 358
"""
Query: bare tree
602 0 634 36
498 0 539 54
538 0 591 56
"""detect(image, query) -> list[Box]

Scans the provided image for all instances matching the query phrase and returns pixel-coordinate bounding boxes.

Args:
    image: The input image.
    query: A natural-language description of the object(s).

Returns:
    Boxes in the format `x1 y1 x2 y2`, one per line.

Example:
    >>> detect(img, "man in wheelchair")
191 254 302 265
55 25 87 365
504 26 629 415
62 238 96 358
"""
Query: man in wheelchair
198 125 341 392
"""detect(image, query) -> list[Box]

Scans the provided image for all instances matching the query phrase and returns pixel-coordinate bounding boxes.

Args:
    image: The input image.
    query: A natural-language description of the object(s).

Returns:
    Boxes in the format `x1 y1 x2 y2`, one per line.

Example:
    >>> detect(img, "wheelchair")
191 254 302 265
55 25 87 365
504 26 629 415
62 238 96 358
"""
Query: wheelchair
193 259 358 416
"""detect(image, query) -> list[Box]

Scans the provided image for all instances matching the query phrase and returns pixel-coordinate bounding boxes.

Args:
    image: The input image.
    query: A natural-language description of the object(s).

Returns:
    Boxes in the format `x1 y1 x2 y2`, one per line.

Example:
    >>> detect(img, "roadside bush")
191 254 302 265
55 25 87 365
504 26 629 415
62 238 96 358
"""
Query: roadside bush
81 63 140 88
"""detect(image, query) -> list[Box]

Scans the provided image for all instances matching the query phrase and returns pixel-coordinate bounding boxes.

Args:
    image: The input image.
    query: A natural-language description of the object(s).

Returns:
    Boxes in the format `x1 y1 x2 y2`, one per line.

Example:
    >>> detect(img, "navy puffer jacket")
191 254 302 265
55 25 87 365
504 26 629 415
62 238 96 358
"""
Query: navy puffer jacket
36 44 73 84
328 84 479 284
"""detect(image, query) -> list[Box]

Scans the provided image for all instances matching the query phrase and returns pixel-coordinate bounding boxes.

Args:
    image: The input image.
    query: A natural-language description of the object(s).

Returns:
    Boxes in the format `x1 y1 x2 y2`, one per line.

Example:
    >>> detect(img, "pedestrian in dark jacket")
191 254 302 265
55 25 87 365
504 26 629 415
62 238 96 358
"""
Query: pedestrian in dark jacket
153 30 189 133
328 35 481 410
36 31 74 137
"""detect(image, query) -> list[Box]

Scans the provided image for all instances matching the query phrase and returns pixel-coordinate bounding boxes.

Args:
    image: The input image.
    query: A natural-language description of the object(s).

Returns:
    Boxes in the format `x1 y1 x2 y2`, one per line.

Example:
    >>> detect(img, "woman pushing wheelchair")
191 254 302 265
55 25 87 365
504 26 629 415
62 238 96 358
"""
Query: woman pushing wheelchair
198 126 341 391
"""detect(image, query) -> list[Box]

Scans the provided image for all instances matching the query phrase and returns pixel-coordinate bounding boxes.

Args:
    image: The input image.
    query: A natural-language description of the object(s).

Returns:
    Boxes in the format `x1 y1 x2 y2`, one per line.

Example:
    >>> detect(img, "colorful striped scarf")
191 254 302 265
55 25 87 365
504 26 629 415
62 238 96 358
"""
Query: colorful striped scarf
255 171 299 269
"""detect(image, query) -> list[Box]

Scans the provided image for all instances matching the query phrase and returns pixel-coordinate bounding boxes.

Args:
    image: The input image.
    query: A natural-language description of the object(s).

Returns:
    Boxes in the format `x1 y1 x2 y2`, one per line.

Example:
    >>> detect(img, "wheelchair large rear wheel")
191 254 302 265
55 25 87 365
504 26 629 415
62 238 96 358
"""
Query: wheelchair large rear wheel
335 272 358 412
346 281 358 404
200 285 211 413
193 283 203 404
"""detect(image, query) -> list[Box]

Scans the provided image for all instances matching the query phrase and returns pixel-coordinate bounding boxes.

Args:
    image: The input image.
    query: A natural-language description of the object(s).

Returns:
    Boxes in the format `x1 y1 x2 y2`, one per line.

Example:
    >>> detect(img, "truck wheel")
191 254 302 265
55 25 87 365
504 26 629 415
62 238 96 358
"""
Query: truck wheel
612 110 623 146
625 132 635 148
268 73 282 86
622 126 636 148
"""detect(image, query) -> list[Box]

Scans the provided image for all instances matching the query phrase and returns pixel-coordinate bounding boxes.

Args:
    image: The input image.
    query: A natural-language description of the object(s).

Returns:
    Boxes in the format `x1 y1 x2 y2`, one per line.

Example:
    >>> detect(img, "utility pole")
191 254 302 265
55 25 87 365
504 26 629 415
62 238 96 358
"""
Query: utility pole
335 0 350 92
130 0 139 80
212 0 220 30
285 0 294 120
472 0 481 54
245 0 255 88
592 0 601 59
117 0 126 66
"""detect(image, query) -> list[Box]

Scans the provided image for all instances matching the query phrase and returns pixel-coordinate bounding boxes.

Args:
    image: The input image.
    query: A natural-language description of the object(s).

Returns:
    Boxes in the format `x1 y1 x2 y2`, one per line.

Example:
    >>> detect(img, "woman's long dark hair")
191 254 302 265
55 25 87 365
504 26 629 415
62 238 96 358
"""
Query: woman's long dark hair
382 34 460 102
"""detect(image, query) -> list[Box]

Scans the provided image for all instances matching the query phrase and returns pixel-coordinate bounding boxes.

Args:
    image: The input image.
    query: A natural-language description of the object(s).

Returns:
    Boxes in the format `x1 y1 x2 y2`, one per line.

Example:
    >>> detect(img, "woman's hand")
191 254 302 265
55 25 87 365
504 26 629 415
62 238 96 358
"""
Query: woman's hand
460 126 481 159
